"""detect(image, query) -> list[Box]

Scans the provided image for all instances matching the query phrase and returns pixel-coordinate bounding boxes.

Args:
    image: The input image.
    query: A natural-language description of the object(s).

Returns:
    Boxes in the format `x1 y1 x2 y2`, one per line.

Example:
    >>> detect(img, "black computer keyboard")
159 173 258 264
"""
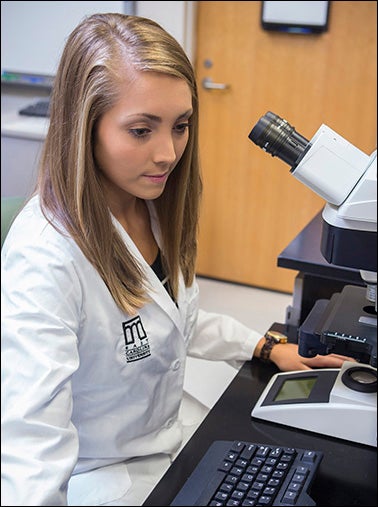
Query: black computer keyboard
170 440 323 506
19 99 50 118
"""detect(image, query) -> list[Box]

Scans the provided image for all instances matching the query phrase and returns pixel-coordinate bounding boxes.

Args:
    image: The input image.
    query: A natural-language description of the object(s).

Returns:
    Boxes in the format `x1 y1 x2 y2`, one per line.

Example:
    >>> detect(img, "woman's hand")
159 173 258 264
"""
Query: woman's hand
269 342 357 372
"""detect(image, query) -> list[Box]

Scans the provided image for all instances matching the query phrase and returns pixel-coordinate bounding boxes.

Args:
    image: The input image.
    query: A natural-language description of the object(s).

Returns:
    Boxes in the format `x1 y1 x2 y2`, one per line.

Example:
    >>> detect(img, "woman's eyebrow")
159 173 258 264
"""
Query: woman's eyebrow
177 109 193 119
128 109 193 123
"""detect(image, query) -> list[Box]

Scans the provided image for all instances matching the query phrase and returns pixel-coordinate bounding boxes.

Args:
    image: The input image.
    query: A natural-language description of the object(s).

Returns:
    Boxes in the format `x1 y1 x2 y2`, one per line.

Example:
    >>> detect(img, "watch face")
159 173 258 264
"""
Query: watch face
267 331 288 343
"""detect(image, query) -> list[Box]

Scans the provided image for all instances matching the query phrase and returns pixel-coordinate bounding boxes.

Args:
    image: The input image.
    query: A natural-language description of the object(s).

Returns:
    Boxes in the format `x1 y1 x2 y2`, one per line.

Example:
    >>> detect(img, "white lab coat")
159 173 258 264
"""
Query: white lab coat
1 196 262 506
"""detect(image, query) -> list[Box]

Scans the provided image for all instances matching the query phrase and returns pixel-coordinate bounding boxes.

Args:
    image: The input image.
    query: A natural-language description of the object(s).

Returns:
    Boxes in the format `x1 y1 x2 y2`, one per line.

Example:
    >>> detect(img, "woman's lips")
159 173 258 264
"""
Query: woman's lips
144 172 169 184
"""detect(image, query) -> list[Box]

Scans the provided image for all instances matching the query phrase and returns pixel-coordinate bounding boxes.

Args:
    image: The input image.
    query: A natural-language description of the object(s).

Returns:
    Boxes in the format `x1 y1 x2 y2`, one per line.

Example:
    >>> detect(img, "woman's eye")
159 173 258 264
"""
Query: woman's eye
174 123 190 134
129 128 151 138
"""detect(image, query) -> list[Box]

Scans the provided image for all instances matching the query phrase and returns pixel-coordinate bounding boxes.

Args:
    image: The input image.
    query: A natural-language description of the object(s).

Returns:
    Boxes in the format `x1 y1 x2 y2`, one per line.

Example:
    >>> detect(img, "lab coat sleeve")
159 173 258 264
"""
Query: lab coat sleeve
1 239 81 506
187 308 262 362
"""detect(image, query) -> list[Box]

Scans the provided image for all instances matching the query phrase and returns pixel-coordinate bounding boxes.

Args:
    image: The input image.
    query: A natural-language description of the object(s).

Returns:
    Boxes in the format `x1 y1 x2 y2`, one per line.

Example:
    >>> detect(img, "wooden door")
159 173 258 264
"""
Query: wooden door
194 1 377 293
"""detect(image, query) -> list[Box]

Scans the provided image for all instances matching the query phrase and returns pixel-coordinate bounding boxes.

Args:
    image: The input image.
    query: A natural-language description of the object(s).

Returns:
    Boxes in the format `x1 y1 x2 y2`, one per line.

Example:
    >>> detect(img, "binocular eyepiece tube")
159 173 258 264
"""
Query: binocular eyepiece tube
248 111 310 169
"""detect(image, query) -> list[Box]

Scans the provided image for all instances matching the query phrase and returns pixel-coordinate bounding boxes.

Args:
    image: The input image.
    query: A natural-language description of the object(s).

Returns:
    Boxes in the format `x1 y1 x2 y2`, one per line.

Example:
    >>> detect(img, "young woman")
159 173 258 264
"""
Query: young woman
1 13 353 506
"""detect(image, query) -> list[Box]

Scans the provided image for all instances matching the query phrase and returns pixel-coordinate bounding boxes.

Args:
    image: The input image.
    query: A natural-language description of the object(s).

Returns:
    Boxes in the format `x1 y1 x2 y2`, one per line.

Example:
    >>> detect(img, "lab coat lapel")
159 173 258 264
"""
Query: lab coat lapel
146 264 185 334
110 212 185 335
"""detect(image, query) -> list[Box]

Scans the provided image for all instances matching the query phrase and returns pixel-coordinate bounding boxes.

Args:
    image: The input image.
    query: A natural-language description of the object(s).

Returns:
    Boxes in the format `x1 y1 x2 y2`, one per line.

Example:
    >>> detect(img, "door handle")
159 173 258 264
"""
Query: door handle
202 77 230 90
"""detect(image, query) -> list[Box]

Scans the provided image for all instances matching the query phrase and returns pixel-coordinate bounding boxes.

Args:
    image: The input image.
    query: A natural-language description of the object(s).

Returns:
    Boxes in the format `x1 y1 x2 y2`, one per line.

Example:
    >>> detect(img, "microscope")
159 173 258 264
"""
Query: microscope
248 112 377 446
248 112 377 367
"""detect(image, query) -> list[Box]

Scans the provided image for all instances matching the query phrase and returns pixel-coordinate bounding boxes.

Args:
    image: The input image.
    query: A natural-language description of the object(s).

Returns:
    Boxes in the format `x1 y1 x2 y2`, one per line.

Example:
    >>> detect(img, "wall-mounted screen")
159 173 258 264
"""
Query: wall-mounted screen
261 1 330 34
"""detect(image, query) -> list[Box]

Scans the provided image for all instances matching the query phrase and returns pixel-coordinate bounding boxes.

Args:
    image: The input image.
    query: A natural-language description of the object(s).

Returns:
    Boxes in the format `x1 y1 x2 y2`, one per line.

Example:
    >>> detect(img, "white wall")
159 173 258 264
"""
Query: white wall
1 1 133 79
136 1 197 62
1 1 196 80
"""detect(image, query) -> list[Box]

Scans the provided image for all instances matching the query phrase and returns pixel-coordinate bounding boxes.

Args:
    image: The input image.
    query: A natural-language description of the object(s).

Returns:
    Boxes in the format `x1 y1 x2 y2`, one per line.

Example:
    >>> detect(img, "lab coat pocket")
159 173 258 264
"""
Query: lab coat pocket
67 462 131 506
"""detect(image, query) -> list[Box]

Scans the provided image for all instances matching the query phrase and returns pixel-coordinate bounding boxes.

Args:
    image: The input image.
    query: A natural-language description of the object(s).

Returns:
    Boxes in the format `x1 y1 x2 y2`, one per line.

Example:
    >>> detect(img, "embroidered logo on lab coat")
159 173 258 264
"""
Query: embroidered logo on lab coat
122 316 151 362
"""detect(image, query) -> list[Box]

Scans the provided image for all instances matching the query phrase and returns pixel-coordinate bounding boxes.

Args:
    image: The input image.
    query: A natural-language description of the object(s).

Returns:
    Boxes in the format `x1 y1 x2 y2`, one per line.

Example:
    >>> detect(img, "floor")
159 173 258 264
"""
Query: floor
183 276 293 409
197 276 292 335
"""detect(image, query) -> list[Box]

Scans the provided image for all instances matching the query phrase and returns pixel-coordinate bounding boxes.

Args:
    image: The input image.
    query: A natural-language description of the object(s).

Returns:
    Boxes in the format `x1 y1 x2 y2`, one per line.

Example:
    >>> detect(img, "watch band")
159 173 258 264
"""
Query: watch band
260 330 288 363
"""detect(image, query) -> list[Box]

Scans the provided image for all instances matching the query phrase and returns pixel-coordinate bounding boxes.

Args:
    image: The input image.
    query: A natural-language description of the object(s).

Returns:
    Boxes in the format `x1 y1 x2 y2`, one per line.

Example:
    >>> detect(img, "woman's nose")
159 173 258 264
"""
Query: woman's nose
152 134 177 165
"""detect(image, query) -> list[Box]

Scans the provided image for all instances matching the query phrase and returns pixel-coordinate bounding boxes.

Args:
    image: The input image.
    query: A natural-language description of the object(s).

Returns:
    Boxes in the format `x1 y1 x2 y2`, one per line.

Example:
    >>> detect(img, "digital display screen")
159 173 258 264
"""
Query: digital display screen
274 376 317 402
261 1 330 34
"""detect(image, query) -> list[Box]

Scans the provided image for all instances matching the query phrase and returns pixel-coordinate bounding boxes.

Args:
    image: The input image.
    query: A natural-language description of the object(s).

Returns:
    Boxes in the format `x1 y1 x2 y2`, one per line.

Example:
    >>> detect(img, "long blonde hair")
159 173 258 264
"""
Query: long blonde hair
37 13 202 314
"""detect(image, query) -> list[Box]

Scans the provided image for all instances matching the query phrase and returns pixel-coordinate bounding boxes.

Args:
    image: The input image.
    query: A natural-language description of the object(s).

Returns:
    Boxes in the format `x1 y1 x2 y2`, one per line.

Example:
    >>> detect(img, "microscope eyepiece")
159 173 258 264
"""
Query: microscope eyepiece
248 111 310 168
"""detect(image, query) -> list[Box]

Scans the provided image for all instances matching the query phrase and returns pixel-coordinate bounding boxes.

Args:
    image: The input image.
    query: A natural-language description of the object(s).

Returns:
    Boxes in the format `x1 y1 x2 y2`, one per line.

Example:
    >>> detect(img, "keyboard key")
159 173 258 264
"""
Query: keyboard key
241 444 257 460
282 490 299 504
302 450 317 463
